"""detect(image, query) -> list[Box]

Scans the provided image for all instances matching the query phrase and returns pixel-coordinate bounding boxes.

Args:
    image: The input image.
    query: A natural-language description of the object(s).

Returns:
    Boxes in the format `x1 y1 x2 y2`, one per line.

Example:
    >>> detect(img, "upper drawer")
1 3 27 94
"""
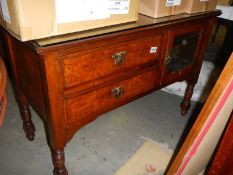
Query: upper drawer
61 35 161 89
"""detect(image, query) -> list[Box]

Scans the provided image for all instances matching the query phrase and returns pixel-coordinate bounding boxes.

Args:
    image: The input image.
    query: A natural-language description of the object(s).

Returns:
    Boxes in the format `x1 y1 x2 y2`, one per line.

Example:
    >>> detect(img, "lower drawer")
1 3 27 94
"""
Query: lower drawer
65 68 158 125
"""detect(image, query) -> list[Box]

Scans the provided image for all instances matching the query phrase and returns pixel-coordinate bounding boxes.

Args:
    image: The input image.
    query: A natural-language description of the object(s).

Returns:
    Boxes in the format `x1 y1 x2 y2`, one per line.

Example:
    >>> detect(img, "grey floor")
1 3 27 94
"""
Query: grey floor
0 83 200 175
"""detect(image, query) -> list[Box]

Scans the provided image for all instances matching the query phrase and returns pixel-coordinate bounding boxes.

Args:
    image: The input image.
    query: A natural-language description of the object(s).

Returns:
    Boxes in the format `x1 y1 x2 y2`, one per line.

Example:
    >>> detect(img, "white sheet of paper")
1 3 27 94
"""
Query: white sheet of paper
217 5 233 21
230 8 233 20
56 0 110 24
108 0 130 14
0 0 11 23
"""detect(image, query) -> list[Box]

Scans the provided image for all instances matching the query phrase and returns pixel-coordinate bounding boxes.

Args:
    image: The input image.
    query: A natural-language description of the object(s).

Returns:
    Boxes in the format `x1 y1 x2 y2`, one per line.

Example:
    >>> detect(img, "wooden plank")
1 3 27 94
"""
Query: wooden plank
167 52 233 174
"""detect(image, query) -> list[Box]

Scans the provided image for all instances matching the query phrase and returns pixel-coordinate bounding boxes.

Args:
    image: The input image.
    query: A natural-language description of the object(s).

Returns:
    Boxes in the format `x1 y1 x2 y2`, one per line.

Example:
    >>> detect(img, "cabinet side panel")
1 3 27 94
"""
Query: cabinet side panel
3 29 46 118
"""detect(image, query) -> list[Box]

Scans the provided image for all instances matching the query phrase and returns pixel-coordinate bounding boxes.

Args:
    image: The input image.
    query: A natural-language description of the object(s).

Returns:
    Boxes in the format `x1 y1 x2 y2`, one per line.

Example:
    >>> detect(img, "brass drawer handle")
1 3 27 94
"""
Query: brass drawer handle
112 51 126 65
112 86 124 98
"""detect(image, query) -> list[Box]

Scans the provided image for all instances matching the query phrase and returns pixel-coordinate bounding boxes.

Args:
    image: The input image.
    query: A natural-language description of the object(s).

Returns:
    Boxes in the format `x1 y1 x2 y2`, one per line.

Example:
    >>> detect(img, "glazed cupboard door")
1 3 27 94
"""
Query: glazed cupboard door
161 22 206 85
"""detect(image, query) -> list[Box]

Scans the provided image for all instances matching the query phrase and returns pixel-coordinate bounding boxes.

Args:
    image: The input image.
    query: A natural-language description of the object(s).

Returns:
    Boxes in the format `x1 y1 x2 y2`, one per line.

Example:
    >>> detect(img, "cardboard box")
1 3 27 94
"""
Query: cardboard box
185 0 218 14
139 0 187 18
0 0 138 41
217 0 233 5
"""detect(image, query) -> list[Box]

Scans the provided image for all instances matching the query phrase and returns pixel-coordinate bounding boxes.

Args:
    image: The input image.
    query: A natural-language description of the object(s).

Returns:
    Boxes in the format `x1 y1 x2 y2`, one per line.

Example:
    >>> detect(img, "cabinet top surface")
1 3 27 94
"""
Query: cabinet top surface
32 11 220 50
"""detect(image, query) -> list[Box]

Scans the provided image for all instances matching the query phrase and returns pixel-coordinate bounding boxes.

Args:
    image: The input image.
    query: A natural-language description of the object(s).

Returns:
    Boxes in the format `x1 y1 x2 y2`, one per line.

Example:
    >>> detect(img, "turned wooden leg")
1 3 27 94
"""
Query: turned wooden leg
180 81 196 115
19 104 35 141
52 149 68 175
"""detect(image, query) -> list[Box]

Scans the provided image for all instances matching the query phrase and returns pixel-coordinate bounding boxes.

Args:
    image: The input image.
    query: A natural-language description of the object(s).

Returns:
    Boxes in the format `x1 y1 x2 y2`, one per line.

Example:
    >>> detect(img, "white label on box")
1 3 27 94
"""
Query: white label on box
108 0 130 14
1 0 11 23
56 0 110 24
200 0 210 2
150 47 158 53
166 0 181 6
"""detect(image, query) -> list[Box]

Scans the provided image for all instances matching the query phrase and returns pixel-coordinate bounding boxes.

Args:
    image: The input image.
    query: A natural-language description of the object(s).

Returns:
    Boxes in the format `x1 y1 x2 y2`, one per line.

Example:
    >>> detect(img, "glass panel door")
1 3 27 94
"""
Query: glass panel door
166 32 200 73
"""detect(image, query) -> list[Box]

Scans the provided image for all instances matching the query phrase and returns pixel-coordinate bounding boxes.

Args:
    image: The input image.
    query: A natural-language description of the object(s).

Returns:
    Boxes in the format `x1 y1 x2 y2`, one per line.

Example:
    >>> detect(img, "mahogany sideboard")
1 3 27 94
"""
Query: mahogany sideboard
1 11 220 175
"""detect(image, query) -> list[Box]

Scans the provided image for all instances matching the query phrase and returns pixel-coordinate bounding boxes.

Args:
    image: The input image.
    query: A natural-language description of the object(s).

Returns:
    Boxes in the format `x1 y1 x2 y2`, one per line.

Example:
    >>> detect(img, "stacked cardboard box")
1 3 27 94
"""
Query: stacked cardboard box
186 0 218 14
217 0 233 5
139 0 218 18
0 0 138 41
138 0 187 18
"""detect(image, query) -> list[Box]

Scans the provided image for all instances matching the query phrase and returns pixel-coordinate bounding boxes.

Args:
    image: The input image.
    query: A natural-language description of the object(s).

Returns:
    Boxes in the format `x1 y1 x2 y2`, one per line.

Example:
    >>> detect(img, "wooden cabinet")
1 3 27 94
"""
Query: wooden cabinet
1 11 220 175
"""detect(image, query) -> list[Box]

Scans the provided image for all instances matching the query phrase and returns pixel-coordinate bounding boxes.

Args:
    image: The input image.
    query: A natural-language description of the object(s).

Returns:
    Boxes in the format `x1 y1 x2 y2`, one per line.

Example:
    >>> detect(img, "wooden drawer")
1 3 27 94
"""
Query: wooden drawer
65 68 158 125
62 35 161 89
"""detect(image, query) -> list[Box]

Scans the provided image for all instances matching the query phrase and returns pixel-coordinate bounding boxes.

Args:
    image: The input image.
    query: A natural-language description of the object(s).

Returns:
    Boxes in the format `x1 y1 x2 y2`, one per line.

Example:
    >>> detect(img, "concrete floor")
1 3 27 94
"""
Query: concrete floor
0 84 200 175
